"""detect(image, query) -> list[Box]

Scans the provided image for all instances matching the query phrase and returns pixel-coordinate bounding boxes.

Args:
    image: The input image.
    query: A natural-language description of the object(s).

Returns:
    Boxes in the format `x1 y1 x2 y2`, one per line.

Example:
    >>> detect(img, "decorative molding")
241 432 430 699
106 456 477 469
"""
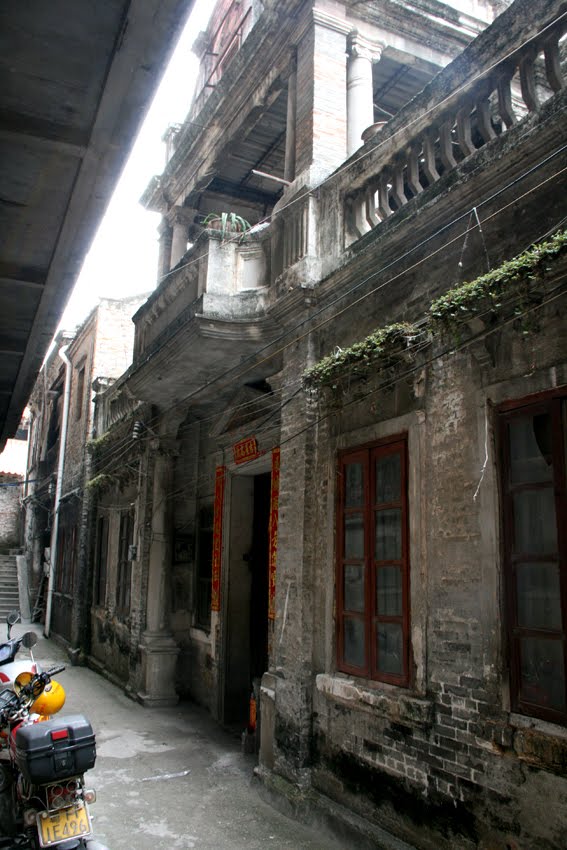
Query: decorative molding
347 31 385 63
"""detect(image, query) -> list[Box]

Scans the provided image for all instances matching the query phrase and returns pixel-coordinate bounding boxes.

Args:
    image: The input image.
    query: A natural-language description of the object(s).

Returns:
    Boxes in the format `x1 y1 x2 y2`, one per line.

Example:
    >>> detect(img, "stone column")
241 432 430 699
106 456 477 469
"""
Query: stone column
157 218 172 278
170 208 191 268
347 33 379 156
284 56 297 183
138 438 179 706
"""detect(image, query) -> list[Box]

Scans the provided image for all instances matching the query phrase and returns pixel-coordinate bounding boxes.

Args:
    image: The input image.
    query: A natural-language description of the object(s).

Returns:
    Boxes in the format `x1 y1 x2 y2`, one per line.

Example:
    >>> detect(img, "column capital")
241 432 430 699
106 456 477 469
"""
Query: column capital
347 31 384 63
168 205 194 228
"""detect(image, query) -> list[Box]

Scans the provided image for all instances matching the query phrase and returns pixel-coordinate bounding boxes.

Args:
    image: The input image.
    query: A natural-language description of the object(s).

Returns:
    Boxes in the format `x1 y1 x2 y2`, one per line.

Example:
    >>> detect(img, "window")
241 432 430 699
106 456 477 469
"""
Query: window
94 516 109 607
499 389 567 724
75 366 85 420
337 435 410 685
196 505 213 630
116 511 133 617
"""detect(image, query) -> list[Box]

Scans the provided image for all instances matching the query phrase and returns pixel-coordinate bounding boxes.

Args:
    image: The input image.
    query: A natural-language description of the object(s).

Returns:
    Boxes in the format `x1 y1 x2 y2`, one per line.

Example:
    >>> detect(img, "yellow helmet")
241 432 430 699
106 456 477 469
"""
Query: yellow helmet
31 680 66 717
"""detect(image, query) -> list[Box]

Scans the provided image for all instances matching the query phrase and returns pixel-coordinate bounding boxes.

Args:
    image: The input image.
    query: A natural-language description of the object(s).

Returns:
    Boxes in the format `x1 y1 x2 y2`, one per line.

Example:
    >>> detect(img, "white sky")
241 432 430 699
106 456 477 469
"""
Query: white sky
60 0 213 331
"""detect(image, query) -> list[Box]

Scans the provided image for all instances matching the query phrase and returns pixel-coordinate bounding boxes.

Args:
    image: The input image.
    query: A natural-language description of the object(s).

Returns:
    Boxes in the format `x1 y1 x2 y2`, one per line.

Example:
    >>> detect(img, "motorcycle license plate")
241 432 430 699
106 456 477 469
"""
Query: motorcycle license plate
37 802 92 847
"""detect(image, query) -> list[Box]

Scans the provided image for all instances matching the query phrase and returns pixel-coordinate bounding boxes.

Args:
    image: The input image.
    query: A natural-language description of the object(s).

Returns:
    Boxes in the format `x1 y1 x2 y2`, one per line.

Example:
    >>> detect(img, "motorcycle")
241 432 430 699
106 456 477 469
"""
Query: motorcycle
0 632 107 850
0 612 40 687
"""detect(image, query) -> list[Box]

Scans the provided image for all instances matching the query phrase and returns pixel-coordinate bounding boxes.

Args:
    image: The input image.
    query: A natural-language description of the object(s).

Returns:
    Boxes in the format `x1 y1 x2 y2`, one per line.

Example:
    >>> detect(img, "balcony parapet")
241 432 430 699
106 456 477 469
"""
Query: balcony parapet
317 0 565 255
133 228 270 364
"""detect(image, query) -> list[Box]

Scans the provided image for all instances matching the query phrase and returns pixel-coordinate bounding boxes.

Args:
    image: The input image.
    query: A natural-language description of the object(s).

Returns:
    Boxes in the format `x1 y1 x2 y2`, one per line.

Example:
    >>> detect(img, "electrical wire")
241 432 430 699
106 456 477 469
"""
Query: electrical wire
90 152 567 475
153 10 567 287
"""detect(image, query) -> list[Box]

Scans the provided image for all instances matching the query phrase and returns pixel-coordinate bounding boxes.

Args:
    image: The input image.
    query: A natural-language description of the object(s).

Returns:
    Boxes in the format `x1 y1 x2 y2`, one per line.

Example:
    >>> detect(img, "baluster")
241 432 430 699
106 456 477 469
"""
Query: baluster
353 193 371 236
497 70 517 129
519 47 539 112
406 142 423 196
365 185 380 228
456 101 476 157
391 161 407 208
476 93 497 143
377 172 392 219
439 119 457 170
345 197 362 241
421 130 440 185
544 35 564 93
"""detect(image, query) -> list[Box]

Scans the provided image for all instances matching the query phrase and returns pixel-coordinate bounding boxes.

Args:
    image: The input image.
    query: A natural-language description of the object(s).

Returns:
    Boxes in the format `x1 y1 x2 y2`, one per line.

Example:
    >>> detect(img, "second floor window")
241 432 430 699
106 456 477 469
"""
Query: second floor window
337 435 410 686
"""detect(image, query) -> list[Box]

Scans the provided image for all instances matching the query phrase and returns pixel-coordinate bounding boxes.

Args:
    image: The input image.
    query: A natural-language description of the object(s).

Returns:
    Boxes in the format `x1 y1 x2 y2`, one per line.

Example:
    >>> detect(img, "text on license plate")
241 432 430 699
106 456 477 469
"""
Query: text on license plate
37 802 92 847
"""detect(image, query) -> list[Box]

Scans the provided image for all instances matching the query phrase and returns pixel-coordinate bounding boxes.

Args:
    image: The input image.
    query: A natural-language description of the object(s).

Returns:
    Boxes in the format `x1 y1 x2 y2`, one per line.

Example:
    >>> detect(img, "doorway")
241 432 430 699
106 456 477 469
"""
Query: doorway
223 471 271 727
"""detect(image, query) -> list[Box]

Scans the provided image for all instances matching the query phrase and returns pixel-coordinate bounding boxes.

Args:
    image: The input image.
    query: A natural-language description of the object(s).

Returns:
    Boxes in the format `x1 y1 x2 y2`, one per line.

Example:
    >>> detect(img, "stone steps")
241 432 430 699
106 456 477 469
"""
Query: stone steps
0 553 20 620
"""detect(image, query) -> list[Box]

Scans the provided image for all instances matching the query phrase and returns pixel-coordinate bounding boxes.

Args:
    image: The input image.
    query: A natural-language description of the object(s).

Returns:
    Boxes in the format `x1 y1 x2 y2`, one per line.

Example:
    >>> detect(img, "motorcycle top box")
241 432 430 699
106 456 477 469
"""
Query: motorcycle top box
14 714 96 784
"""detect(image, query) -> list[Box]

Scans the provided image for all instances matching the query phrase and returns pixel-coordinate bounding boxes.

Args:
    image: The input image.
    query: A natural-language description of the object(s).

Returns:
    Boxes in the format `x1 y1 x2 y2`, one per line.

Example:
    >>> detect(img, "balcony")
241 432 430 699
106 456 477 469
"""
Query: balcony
128 228 280 408
273 0 566 286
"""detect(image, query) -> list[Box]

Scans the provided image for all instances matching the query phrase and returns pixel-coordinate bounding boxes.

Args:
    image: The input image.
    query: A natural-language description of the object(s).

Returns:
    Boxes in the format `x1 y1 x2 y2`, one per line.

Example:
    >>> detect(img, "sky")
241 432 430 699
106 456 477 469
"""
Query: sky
60 0 214 331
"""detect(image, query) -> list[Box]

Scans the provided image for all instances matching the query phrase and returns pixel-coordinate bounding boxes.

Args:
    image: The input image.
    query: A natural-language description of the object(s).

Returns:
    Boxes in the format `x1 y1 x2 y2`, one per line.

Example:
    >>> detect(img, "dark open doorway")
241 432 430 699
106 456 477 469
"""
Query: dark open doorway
223 471 271 727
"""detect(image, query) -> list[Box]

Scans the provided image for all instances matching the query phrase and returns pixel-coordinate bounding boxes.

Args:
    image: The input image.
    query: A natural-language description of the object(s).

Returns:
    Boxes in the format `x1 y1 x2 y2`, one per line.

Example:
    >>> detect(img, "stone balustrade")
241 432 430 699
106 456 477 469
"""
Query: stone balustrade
341 15 565 247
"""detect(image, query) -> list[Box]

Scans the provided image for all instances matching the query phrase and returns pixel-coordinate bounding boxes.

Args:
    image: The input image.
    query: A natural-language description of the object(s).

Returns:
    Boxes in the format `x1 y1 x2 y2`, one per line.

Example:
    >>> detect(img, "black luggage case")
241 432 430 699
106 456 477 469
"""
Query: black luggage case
15 714 96 784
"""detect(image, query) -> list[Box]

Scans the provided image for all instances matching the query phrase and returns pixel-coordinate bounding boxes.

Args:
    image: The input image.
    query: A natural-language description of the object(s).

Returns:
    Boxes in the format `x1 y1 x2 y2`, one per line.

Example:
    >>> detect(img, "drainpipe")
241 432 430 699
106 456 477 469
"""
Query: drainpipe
44 346 72 637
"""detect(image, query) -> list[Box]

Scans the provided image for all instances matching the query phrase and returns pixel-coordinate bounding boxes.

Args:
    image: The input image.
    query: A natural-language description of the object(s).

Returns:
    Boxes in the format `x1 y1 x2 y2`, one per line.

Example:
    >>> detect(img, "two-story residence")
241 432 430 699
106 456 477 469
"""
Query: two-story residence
87 0 567 847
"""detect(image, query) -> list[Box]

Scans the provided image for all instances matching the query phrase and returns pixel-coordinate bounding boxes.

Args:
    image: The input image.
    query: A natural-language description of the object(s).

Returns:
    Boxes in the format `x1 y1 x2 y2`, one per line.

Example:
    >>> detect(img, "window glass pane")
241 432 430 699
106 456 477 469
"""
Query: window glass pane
376 453 401 504
377 623 403 675
517 562 562 630
519 637 565 712
377 566 402 616
513 489 557 554
345 463 364 507
375 508 402 560
509 414 553 484
345 564 365 612
345 513 364 558
344 618 365 668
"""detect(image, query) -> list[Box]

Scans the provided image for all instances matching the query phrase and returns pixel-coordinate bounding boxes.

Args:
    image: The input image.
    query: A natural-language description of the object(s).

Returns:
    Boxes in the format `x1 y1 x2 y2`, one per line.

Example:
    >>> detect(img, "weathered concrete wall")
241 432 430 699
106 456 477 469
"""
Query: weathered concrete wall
0 474 22 547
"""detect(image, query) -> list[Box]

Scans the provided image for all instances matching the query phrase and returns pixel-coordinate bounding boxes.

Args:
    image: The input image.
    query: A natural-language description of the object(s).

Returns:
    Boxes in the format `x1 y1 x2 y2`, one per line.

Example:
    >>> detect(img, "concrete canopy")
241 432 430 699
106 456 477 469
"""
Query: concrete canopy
0 0 195 450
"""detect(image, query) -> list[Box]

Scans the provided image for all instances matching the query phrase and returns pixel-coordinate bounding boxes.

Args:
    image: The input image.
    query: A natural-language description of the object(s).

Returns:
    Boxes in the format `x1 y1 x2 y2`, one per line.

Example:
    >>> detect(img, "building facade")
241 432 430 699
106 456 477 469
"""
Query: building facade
84 0 567 847
23 297 146 648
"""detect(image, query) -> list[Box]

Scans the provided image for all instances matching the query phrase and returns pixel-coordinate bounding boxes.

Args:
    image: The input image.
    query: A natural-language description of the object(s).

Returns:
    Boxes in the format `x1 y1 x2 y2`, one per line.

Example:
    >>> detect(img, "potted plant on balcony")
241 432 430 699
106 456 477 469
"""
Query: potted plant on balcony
203 212 251 242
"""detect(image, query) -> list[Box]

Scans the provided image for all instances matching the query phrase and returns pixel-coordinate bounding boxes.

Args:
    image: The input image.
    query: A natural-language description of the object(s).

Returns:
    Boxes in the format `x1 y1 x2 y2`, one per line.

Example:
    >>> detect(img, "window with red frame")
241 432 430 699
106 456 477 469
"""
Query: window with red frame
337 435 410 685
499 389 567 724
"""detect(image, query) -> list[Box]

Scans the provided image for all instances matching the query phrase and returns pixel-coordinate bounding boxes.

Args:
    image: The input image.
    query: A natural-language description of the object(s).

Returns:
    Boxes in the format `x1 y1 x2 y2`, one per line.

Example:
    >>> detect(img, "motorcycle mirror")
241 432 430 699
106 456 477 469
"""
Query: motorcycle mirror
6 610 20 640
21 632 38 650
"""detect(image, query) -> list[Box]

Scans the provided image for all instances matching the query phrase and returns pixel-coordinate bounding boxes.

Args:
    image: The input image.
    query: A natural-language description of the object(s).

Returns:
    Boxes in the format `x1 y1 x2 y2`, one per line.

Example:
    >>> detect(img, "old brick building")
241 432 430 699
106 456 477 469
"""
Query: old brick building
84 0 567 847
23 296 146 648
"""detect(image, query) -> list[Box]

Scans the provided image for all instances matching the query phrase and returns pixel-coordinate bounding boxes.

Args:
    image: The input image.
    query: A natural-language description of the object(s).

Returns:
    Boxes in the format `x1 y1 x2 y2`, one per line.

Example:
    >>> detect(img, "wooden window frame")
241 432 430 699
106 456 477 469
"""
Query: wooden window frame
116 510 133 618
94 515 109 607
498 387 567 725
336 434 411 686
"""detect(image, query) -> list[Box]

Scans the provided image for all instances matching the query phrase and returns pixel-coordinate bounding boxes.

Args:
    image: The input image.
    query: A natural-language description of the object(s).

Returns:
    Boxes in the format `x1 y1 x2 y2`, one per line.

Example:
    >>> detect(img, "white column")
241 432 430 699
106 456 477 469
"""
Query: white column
157 218 172 278
170 208 191 268
284 57 297 183
347 34 380 156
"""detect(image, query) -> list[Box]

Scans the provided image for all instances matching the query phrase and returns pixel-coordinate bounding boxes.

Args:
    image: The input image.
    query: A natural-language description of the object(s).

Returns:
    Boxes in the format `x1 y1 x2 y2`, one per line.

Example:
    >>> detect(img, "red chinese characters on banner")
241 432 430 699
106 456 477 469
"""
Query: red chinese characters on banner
233 436 260 465
268 448 280 620
211 466 226 613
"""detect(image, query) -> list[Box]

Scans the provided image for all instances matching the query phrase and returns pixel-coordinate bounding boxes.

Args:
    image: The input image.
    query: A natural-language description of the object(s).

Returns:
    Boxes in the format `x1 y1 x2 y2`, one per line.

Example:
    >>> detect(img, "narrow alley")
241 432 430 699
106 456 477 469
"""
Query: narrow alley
16 625 361 850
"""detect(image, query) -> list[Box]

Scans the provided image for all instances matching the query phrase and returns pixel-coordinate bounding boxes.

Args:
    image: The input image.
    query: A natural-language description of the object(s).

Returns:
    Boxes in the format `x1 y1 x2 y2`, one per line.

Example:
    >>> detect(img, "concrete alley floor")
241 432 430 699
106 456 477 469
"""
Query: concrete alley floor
10 624 351 850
